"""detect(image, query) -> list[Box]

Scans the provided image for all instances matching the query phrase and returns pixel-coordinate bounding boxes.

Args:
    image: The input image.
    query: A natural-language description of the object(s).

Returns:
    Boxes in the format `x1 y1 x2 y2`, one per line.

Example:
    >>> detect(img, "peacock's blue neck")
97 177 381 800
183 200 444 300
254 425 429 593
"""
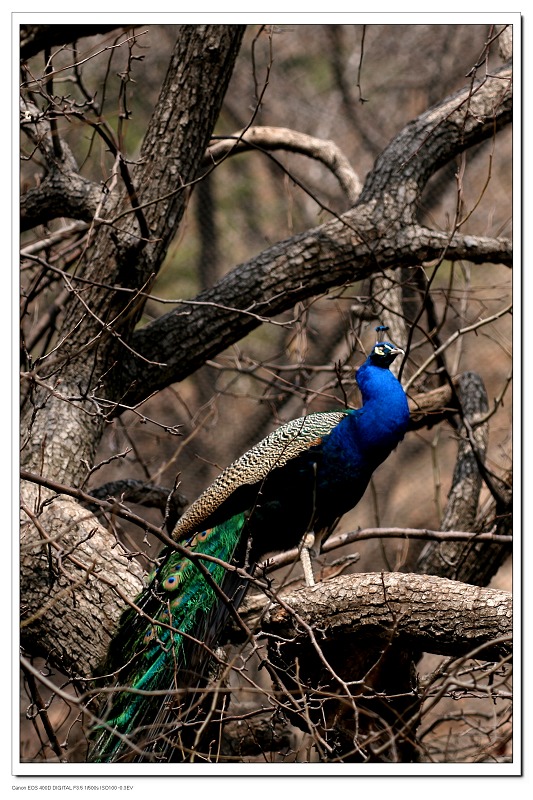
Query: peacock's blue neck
356 360 404 402
356 361 410 453
325 361 409 468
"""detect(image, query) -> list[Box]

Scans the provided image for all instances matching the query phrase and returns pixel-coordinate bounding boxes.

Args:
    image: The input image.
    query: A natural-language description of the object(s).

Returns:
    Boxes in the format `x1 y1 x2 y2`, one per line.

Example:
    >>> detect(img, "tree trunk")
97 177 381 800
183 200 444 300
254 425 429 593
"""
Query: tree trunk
20 25 245 676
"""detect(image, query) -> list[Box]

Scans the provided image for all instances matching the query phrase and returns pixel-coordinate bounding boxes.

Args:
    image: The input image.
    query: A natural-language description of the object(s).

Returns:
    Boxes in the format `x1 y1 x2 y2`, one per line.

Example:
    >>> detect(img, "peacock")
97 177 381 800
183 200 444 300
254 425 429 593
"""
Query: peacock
89 332 410 762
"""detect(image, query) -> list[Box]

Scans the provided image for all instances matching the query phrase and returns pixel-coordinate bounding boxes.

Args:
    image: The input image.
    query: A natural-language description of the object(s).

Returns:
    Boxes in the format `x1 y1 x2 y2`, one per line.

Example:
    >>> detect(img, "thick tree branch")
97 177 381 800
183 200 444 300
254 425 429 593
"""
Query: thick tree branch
21 26 246 479
263 572 511 662
20 98 104 230
122 228 510 407
20 24 124 61
258 570 511 761
359 61 512 203
122 63 512 407
20 490 144 677
417 372 511 585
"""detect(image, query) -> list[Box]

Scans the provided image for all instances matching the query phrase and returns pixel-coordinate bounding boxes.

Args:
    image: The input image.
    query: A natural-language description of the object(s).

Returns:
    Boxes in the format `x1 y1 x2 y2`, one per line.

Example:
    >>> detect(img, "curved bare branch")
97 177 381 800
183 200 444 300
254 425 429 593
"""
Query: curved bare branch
205 125 362 202
122 63 512 406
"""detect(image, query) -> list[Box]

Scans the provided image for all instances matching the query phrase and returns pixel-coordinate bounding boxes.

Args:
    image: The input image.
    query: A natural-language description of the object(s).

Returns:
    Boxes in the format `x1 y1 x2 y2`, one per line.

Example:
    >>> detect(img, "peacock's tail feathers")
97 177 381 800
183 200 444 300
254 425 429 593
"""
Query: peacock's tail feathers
89 340 410 763
89 512 248 762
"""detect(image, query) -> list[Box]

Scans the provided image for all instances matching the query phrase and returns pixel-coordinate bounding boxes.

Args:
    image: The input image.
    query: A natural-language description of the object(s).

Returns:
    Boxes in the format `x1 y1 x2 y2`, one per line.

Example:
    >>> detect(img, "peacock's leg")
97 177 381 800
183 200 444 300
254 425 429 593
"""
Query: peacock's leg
300 532 317 587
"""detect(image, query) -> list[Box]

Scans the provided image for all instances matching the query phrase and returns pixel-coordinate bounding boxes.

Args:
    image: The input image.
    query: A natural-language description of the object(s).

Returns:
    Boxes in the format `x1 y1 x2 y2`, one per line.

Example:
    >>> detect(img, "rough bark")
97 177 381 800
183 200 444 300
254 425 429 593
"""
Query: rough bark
121 62 512 407
22 24 245 479
20 493 144 677
20 25 245 676
20 98 104 230
417 372 512 585
264 572 511 662
260 572 511 761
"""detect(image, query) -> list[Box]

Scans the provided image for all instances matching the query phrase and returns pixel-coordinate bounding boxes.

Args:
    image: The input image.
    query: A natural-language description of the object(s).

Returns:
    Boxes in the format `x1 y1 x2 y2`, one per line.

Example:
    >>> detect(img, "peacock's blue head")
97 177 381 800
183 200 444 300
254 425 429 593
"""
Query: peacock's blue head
368 341 404 368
